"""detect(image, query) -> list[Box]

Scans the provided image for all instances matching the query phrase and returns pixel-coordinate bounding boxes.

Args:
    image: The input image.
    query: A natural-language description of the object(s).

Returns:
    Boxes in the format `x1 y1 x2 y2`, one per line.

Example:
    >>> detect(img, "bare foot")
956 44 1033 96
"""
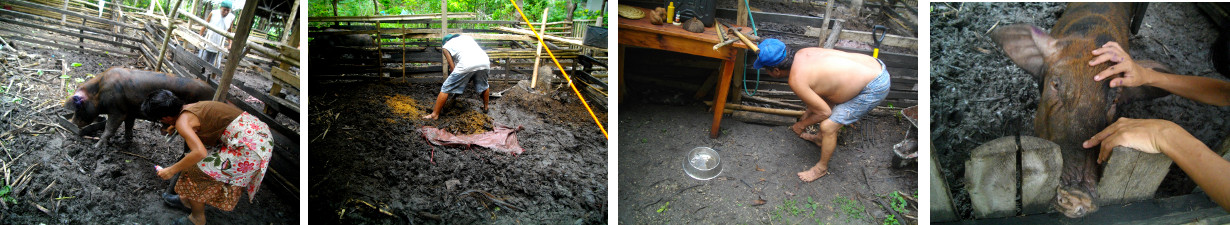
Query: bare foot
421 113 438 120
790 124 805 136
797 165 829 182
799 133 823 147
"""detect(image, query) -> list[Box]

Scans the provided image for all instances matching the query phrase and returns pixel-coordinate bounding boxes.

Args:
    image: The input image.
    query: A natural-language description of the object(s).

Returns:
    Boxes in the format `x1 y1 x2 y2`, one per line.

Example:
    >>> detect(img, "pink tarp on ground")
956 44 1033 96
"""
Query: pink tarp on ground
419 125 525 155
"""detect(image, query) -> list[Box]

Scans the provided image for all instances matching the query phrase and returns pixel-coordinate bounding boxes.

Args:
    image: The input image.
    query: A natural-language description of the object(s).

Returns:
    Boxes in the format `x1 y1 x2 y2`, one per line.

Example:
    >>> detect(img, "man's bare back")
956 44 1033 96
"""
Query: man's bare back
761 46 887 183
788 48 883 106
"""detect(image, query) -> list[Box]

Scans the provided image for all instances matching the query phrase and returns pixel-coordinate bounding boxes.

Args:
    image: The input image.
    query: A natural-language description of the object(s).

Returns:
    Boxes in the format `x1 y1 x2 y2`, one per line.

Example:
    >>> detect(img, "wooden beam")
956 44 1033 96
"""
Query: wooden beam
308 12 477 22
0 16 137 50
0 8 141 43
493 26 585 46
6 0 137 30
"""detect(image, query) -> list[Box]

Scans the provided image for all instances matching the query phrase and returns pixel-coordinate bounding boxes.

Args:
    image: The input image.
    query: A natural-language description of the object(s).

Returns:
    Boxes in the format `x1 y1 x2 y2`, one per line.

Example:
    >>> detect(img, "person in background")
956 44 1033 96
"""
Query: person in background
422 34 491 120
198 0 234 68
142 90 273 225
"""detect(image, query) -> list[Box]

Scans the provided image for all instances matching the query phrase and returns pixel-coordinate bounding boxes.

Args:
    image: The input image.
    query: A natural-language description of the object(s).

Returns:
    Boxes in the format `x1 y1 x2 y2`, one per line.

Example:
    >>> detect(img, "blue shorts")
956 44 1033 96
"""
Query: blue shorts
830 59 890 125
440 69 489 94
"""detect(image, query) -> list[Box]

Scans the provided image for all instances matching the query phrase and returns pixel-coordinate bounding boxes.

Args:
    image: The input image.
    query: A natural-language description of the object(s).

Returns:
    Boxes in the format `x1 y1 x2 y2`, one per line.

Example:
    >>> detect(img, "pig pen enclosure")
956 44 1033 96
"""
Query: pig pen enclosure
618 0 918 223
931 2 1230 223
0 0 301 223
306 0 609 223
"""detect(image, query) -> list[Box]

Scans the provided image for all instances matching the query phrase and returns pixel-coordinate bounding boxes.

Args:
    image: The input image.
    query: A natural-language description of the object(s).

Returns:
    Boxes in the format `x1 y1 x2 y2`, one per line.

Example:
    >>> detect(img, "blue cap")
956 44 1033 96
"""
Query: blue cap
753 38 787 69
442 34 459 45
219 0 232 9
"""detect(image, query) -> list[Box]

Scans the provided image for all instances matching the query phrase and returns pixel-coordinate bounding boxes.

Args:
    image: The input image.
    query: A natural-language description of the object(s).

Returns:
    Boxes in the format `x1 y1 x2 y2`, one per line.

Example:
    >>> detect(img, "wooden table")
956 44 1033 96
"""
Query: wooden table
619 7 753 138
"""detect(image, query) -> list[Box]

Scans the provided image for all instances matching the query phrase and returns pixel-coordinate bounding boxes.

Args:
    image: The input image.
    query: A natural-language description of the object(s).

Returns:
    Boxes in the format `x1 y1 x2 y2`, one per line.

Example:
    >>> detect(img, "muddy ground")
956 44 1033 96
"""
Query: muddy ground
930 2 1230 219
617 84 918 224
0 21 298 223
307 78 608 224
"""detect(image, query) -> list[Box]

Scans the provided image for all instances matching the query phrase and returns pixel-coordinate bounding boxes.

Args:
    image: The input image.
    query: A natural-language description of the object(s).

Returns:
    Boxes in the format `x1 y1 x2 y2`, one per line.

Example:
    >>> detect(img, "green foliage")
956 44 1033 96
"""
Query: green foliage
883 215 899 225
833 196 865 223
657 201 670 213
784 198 801 216
888 191 909 214
0 185 16 205
71 62 83 67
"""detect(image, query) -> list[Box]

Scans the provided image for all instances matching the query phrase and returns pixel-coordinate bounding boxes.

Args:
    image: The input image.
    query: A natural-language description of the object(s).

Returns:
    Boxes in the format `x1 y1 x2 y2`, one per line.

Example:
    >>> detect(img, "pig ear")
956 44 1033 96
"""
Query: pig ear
992 24 1060 78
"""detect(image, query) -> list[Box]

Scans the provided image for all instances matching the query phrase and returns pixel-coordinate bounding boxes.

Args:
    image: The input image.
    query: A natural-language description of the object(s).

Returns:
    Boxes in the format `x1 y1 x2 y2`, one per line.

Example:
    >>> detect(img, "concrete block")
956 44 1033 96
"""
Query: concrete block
1097 146 1172 205
1018 136 1062 214
930 145 959 222
965 136 1020 218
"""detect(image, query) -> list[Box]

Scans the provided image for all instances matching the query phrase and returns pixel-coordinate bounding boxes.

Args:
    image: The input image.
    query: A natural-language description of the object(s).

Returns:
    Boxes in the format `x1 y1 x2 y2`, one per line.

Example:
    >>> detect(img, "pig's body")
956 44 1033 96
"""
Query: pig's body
67 67 216 148
991 3 1168 218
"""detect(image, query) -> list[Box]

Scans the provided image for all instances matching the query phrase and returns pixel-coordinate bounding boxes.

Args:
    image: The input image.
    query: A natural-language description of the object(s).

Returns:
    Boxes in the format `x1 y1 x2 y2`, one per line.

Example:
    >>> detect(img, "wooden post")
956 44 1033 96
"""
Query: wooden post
1097 146 1173 205
213 0 259 101
819 0 834 46
710 59 735 138
153 0 185 72
530 8 548 89
565 0 574 22
63 0 69 25
1019 136 1062 214
930 146 959 222
440 0 447 77
280 0 299 44
965 136 1019 218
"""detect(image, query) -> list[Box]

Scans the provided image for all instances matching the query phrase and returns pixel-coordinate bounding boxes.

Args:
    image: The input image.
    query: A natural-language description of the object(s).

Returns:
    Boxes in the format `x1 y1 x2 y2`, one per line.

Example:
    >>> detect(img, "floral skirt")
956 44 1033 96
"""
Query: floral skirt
176 112 274 209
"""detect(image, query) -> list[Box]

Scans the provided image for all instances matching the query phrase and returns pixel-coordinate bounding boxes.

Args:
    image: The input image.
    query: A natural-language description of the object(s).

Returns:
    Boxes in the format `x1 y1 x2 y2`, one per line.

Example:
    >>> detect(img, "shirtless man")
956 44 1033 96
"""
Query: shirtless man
753 39 891 182
423 34 491 120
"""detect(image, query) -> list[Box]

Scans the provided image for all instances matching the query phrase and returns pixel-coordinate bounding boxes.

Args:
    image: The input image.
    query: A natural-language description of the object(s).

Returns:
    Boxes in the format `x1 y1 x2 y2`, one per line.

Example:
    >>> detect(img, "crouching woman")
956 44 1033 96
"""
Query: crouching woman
141 89 274 225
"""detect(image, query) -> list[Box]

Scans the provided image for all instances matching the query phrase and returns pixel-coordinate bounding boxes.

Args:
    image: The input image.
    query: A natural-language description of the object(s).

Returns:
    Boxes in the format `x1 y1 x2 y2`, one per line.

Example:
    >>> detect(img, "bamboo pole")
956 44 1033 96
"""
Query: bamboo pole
440 0 447 77
213 0 258 101
153 0 184 72
704 101 804 117
530 8 547 89
280 0 300 44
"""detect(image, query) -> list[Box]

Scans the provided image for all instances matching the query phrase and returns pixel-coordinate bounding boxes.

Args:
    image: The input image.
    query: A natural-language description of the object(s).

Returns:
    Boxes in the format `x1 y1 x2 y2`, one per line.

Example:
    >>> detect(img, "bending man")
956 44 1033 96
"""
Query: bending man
754 39 891 182
423 34 491 120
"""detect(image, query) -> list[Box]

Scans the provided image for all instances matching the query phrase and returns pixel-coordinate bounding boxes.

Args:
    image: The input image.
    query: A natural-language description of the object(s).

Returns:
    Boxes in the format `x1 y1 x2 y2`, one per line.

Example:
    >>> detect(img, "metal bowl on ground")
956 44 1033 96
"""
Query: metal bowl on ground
683 147 722 180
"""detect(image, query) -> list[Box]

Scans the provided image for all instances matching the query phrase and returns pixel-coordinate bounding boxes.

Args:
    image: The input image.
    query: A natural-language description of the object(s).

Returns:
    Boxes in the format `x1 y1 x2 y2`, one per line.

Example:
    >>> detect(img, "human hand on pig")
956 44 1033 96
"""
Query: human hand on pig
1082 117 1181 163
1090 42 1156 88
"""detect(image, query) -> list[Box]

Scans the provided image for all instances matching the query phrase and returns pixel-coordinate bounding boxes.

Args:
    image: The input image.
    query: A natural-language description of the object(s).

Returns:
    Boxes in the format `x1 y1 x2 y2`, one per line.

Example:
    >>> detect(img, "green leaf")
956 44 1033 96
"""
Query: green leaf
87 74 95 78
657 201 670 213
74 78 85 83
37 70 43 75
60 74 70 79
71 63 82 67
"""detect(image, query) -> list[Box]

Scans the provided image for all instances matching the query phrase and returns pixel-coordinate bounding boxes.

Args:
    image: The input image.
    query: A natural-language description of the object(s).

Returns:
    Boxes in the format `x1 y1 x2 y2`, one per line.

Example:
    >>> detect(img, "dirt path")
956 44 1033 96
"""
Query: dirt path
617 91 917 224
307 80 608 224
0 25 297 223
930 2 1230 219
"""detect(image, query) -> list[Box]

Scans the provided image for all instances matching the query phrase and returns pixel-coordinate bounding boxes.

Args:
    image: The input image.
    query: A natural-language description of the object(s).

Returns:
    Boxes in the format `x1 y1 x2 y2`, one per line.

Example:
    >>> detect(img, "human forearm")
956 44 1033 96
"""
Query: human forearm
1149 71 1230 106
168 145 207 173
1160 133 1230 211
